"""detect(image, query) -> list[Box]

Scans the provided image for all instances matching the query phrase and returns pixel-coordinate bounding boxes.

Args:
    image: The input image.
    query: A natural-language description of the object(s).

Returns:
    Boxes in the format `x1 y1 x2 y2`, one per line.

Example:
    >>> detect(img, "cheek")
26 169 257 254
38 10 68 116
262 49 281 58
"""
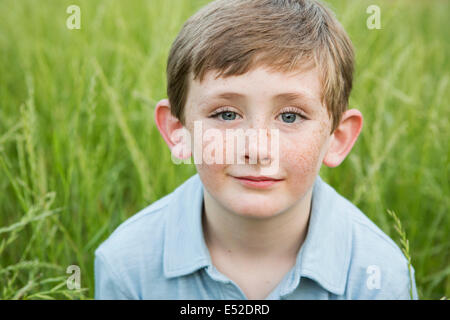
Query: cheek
283 138 320 173
281 127 327 191
193 126 228 195
195 164 225 202
188 121 227 162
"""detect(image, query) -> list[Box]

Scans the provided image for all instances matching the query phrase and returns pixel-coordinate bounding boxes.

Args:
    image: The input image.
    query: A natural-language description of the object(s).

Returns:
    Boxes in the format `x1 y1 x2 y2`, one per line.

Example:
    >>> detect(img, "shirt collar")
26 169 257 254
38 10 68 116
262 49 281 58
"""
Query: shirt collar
163 174 352 296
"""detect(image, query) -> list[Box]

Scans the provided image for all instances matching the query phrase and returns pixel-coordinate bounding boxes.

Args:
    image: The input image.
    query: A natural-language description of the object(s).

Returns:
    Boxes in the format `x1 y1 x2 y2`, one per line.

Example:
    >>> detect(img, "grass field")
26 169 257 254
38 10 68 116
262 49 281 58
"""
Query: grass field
0 0 448 299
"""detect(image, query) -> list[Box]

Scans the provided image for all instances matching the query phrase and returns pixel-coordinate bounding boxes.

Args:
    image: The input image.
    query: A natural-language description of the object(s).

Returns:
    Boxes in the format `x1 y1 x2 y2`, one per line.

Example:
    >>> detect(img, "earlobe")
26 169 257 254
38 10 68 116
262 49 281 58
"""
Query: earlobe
323 109 363 168
322 135 340 168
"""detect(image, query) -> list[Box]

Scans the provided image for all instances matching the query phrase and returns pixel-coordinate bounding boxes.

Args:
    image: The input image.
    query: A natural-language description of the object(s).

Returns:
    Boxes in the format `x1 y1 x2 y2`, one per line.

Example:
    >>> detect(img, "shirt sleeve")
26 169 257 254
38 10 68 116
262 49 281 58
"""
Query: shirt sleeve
94 250 132 300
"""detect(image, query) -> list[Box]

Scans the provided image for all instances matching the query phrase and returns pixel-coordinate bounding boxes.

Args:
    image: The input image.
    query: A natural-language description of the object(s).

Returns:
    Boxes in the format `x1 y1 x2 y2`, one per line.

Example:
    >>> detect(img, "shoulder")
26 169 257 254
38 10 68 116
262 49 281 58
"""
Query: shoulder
325 183 417 299
95 174 201 258
94 174 203 299
94 192 172 298
95 191 171 258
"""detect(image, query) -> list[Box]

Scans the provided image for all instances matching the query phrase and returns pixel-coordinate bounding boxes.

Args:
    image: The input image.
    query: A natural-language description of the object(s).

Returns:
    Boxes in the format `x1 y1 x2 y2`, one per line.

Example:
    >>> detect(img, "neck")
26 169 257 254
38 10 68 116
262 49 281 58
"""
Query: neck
202 187 313 262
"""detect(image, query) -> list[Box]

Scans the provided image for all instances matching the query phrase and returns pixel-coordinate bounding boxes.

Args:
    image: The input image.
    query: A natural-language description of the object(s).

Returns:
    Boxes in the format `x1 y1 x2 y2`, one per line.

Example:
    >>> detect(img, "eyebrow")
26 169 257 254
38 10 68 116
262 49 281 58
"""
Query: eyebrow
205 91 315 106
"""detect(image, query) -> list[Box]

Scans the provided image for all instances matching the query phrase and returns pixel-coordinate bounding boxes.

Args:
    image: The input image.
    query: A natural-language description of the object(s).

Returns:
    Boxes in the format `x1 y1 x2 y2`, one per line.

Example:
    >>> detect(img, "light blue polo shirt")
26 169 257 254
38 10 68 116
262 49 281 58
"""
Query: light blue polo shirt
94 174 418 300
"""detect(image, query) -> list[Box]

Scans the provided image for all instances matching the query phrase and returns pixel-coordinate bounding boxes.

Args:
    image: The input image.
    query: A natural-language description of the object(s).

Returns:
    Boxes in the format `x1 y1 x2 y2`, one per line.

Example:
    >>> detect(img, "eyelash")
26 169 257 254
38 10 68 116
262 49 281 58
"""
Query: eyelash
208 106 307 122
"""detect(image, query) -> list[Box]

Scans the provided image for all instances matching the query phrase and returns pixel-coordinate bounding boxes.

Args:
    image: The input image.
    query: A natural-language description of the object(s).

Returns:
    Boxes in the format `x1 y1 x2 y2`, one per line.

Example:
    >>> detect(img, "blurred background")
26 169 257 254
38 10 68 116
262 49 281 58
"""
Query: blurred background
0 0 448 299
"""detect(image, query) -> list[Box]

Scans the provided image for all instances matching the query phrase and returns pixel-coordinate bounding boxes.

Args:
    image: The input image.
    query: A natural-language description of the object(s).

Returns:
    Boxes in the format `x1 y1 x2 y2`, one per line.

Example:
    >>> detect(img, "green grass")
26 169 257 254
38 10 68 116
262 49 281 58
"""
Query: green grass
0 0 448 299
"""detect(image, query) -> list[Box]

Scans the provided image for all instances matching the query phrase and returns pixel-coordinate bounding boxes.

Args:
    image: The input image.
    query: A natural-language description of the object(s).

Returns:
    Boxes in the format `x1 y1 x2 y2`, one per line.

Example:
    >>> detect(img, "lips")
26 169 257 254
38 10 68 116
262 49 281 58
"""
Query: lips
236 176 283 181
232 175 283 189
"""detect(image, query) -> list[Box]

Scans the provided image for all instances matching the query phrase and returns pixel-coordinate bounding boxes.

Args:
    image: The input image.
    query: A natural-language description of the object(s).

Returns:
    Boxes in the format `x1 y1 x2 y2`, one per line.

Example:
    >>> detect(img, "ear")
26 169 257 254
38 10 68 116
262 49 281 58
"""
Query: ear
323 109 363 167
154 99 192 159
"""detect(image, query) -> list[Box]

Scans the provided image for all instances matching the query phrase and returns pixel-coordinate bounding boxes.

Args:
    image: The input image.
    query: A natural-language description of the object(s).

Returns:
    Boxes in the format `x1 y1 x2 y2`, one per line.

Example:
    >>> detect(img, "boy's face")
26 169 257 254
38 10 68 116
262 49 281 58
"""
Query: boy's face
183 66 334 218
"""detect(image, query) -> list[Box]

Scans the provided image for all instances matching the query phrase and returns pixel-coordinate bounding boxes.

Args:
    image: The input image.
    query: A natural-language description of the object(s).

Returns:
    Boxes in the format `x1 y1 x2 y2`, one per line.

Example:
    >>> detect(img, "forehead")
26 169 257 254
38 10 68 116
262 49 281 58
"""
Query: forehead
187 66 324 110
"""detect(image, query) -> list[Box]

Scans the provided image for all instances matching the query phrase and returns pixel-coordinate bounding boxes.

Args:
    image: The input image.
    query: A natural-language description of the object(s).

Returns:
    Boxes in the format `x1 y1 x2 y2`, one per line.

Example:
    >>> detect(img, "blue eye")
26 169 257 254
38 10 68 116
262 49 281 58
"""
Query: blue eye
221 111 237 120
219 111 238 121
280 112 297 123
210 110 303 123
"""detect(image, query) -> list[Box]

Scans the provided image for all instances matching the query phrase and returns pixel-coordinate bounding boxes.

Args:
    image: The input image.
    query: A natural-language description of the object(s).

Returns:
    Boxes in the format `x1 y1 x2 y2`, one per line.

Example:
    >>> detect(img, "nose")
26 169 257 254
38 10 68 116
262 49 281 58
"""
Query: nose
231 116 280 175
241 127 272 166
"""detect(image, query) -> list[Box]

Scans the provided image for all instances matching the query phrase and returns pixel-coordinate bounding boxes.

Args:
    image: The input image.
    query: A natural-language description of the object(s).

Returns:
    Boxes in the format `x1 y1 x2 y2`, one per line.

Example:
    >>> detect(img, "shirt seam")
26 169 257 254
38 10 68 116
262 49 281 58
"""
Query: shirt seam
107 204 169 243
96 250 132 299
348 213 406 257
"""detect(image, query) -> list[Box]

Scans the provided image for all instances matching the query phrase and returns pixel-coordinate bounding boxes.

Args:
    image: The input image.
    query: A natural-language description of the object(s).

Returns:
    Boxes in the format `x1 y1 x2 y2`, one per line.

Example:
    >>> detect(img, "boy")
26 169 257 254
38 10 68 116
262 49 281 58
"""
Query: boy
95 0 418 299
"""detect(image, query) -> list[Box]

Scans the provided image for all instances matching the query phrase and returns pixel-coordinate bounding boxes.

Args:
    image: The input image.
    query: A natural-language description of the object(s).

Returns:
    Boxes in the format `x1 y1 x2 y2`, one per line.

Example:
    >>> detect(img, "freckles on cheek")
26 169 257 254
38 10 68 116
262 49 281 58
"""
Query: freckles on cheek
282 133 323 178
281 141 322 199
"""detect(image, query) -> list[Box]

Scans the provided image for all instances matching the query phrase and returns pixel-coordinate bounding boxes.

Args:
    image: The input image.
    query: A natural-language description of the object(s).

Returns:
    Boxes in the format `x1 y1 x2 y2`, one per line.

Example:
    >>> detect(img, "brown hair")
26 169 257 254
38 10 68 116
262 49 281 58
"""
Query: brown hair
166 0 354 134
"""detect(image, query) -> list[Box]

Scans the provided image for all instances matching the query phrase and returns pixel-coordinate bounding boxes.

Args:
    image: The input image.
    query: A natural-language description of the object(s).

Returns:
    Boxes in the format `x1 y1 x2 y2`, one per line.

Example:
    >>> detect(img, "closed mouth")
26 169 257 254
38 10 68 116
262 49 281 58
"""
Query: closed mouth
234 176 283 181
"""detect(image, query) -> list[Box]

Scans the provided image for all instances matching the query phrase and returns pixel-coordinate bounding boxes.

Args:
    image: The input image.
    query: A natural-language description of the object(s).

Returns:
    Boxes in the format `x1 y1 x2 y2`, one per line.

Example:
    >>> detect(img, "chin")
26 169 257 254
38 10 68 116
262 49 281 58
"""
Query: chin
236 212 280 220
227 199 284 219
